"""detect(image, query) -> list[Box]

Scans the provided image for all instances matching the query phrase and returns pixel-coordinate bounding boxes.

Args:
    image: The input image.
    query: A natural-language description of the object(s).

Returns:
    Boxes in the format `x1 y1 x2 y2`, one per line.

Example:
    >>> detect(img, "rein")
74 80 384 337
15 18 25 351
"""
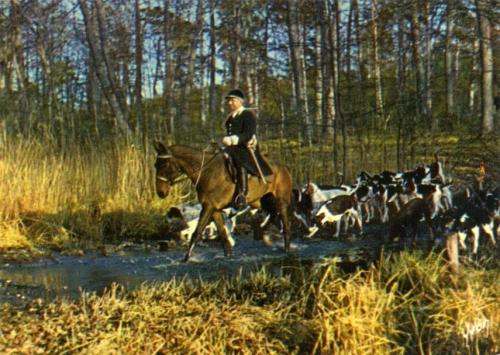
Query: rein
156 145 220 188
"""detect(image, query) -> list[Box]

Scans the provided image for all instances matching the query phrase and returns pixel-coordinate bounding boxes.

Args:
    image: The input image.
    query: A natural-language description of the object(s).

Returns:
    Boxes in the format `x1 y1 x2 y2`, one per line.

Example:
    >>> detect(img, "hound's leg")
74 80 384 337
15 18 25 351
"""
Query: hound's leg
481 222 496 246
457 231 467 250
382 205 389 223
423 208 436 241
184 205 215 262
352 209 363 235
212 210 234 257
335 218 342 238
409 223 418 248
394 199 400 212
471 226 480 254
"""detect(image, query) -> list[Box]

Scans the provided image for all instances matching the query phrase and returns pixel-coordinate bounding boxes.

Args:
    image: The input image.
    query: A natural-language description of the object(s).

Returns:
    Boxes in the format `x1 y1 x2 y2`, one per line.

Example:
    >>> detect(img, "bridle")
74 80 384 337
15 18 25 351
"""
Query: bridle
155 148 220 187
155 154 186 185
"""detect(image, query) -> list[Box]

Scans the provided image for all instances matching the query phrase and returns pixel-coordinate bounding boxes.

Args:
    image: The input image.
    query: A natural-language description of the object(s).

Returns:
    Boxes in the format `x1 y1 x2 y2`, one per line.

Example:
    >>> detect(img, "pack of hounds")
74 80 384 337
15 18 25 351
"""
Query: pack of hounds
166 159 499 258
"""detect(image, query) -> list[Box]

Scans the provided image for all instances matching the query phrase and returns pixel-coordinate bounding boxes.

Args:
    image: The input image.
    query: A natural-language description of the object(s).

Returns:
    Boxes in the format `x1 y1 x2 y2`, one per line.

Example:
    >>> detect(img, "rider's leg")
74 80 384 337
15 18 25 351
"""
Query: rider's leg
235 166 248 209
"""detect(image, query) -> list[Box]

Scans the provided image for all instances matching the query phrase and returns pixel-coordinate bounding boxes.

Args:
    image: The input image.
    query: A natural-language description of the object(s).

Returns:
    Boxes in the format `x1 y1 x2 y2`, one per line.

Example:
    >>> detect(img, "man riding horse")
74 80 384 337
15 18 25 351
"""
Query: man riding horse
222 89 272 209
153 90 293 260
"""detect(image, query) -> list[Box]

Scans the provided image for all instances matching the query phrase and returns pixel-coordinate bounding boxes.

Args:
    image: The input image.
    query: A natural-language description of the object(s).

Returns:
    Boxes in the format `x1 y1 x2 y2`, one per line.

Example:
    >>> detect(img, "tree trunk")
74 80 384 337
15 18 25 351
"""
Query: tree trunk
180 0 204 128
326 0 339 180
134 0 145 148
10 0 30 135
79 0 132 136
445 0 456 120
286 0 309 143
208 0 217 125
87 55 100 137
475 0 495 135
35 28 54 131
231 6 241 88
371 0 384 127
396 15 407 171
423 0 434 130
314 1 324 137
324 0 337 134
409 8 423 118
163 0 174 137
468 40 479 112
299 11 311 146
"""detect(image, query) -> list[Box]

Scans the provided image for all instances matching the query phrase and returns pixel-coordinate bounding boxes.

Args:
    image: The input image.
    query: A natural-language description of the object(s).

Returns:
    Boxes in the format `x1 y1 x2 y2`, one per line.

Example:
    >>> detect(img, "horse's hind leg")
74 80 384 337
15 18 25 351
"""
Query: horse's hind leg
184 205 215 262
212 210 234 257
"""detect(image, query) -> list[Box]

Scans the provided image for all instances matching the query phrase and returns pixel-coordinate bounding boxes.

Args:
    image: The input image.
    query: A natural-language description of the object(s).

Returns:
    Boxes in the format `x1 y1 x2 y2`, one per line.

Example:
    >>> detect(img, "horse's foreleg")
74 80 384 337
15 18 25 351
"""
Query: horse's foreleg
184 205 215 262
280 203 291 253
212 210 234 257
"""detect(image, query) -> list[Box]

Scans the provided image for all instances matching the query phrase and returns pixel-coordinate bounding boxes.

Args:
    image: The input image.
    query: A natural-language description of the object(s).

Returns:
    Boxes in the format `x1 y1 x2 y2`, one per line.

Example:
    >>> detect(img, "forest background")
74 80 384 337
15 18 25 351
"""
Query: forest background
0 0 497 251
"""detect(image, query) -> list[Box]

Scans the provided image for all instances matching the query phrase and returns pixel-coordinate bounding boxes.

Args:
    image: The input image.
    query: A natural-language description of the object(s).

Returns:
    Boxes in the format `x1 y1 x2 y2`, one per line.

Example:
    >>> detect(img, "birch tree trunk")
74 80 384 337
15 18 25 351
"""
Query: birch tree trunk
409 8 423 118
370 0 384 127
324 0 337 136
79 0 132 136
134 0 145 147
180 0 204 127
396 15 407 170
423 0 434 129
299 12 311 145
87 56 101 137
163 0 174 137
314 2 324 136
208 0 217 125
326 0 339 179
286 0 310 144
231 6 241 88
445 0 456 119
10 0 30 135
35 28 54 130
468 39 479 112
475 0 495 135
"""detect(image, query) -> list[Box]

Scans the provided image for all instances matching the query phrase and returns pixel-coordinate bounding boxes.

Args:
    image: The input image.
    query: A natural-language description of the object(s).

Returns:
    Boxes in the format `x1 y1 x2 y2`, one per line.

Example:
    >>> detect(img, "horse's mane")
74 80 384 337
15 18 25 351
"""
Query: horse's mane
168 144 219 162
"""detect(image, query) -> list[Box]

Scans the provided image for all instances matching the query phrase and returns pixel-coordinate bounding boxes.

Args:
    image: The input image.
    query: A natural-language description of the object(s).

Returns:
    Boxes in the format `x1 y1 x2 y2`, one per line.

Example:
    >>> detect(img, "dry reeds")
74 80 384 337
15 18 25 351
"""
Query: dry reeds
1 251 497 354
0 138 180 252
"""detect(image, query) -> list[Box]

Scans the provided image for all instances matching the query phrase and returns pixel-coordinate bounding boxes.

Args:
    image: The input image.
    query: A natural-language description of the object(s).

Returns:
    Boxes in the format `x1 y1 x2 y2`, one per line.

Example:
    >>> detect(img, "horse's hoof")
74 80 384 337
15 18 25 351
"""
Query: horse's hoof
223 247 233 258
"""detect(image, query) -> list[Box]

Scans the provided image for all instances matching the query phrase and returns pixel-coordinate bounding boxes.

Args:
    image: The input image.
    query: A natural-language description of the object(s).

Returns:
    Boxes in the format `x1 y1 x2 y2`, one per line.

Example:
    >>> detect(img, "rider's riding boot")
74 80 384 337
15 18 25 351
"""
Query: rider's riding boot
234 167 248 209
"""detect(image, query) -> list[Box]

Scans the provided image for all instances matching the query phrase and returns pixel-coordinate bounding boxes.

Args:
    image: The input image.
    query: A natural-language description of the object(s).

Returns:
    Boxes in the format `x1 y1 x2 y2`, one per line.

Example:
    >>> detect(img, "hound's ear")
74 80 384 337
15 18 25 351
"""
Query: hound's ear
154 141 167 154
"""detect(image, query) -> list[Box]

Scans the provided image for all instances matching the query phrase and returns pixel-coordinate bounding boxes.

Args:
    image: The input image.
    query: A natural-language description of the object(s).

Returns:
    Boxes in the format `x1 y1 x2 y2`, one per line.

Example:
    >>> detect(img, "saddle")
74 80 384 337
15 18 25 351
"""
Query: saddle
223 153 238 183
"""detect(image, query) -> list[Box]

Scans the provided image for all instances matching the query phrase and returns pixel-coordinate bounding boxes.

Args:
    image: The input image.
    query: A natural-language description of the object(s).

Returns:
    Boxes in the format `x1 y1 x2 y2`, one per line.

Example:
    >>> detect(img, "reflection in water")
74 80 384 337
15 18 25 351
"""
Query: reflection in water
0 233 387 304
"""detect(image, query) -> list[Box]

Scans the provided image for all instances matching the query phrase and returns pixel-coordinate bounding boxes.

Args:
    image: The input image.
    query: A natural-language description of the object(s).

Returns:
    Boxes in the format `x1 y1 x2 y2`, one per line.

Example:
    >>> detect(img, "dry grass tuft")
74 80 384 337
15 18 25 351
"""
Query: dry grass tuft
308 266 404 354
1 252 497 354
0 221 31 251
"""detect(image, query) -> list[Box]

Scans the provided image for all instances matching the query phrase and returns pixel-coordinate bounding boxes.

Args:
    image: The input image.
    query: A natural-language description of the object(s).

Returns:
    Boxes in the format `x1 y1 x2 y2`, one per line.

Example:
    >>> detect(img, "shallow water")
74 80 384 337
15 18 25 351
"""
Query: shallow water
0 231 389 305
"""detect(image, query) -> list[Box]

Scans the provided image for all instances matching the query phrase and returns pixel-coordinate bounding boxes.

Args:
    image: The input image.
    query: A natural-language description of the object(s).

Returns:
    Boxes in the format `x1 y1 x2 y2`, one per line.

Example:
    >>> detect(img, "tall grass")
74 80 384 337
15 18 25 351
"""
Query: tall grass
0 251 497 353
0 132 497 253
0 138 182 252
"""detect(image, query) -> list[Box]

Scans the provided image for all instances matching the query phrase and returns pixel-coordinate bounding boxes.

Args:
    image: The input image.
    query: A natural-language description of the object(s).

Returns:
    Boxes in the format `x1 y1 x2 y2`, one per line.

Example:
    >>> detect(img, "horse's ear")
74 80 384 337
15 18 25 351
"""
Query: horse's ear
154 141 167 154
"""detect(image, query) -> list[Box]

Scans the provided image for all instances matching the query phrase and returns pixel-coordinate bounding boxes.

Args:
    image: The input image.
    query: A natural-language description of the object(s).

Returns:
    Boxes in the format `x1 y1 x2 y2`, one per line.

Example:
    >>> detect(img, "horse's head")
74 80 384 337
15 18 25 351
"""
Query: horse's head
153 141 181 199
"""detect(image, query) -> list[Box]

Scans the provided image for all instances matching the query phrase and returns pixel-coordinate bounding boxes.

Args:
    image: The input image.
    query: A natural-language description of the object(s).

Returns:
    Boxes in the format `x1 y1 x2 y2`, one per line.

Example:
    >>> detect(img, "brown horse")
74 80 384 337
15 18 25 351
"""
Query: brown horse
153 142 294 261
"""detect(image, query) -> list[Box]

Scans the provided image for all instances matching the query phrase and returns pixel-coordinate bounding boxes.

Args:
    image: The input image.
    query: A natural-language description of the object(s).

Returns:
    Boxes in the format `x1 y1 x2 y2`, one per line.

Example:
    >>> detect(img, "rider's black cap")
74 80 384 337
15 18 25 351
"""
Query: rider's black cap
225 89 245 101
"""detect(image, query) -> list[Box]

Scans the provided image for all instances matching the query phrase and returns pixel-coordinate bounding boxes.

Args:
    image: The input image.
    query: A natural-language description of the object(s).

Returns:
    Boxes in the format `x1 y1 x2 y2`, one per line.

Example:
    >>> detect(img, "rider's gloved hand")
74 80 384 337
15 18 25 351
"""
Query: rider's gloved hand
222 135 238 146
